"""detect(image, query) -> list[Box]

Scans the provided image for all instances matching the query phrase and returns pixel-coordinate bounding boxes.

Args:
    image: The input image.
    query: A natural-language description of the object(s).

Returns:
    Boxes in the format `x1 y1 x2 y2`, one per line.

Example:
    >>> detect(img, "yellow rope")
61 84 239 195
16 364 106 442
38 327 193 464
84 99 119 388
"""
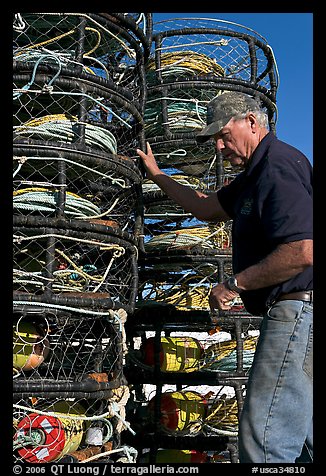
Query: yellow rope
142 174 207 192
147 51 225 77
17 113 77 129
150 273 213 311
55 246 124 283
18 26 102 57
13 187 80 199
205 397 238 430
202 335 257 362
145 223 231 251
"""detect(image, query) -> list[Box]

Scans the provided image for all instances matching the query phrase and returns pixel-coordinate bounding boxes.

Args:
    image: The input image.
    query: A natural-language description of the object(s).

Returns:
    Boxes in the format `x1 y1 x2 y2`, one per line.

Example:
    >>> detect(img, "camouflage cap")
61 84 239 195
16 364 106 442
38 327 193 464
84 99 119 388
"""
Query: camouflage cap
196 91 262 143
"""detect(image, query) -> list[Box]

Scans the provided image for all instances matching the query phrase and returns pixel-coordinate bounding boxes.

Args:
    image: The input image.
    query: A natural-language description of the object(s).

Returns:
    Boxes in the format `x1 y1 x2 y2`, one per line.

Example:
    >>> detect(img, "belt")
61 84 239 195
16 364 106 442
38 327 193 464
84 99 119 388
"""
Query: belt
277 290 313 304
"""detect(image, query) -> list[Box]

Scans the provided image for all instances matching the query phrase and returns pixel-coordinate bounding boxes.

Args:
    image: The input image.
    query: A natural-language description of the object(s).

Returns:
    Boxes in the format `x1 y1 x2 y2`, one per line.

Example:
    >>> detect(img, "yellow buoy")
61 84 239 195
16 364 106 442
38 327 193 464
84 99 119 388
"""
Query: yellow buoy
13 320 50 371
142 336 203 372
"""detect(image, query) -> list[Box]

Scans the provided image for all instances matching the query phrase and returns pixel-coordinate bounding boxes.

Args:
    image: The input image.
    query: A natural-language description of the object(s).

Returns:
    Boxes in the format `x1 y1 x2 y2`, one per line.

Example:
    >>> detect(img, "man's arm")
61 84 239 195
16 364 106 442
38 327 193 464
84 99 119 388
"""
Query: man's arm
136 142 230 222
209 239 313 311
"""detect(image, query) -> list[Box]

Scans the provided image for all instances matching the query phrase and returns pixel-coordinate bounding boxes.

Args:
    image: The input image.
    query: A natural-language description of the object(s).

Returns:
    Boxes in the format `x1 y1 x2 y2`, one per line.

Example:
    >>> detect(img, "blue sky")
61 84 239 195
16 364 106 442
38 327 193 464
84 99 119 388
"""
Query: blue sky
152 13 313 163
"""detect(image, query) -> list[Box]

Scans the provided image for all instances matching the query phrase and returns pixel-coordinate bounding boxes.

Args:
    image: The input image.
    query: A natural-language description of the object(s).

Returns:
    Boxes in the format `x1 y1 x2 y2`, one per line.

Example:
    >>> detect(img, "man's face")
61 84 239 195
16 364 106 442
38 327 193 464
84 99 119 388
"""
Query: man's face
213 115 254 167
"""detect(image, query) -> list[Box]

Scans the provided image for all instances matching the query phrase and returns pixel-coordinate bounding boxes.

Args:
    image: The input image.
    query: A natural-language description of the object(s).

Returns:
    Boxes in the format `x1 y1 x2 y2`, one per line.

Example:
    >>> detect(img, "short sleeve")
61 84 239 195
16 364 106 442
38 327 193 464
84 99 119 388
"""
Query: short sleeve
217 173 245 218
260 166 313 245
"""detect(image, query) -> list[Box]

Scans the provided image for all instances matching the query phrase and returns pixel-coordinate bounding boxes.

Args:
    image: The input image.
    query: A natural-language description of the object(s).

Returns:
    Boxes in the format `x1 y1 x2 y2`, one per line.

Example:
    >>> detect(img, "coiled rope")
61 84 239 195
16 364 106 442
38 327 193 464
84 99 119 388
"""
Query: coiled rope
146 51 225 81
144 98 207 136
203 396 239 436
13 232 126 294
145 223 231 251
142 174 206 195
14 48 96 76
141 270 215 311
13 188 102 218
25 13 137 59
13 187 126 222
15 114 118 154
199 335 258 371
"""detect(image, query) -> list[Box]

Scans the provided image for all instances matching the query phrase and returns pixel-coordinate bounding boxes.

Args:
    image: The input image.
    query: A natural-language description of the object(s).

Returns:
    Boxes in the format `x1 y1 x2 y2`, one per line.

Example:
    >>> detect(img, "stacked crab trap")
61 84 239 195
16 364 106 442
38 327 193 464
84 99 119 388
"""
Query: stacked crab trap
13 12 152 464
122 17 278 463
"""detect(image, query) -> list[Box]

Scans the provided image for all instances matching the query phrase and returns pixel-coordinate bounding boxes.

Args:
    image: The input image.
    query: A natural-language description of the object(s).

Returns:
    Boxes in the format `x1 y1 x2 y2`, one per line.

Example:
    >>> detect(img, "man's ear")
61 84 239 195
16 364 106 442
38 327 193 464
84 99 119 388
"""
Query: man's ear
247 112 257 131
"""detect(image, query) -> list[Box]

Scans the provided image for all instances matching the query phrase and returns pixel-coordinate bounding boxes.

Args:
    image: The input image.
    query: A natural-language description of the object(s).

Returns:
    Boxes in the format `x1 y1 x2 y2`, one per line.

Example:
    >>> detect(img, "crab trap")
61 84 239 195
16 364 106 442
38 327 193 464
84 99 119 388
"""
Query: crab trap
125 324 259 380
13 215 139 313
13 12 152 111
142 177 212 238
149 17 278 104
136 249 237 313
13 66 145 157
121 380 246 463
12 302 129 397
143 219 232 254
144 81 276 142
13 142 143 237
13 386 137 463
142 195 226 250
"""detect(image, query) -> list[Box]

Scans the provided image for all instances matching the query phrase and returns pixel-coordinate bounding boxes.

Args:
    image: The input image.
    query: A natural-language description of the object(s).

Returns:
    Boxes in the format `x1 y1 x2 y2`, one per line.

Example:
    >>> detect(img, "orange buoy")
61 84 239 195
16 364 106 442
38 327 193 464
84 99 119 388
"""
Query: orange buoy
148 390 207 432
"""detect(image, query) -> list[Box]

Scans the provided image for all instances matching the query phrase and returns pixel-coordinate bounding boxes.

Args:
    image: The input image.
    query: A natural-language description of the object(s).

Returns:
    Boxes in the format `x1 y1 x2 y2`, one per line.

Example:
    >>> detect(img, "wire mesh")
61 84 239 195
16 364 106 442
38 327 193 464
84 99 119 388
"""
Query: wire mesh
13 390 137 463
13 143 143 236
144 81 276 141
13 216 139 312
13 12 150 109
12 13 280 465
144 221 232 253
125 382 245 439
137 251 241 313
13 70 144 155
96 13 153 59
150 17 278 96
13 305 127 395
126 326 259 377
141 16 278 166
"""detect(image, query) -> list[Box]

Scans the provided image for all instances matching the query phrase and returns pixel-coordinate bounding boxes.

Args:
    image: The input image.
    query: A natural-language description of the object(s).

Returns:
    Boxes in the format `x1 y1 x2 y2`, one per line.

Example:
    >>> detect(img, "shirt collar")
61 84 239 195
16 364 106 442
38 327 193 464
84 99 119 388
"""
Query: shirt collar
245 131 276 177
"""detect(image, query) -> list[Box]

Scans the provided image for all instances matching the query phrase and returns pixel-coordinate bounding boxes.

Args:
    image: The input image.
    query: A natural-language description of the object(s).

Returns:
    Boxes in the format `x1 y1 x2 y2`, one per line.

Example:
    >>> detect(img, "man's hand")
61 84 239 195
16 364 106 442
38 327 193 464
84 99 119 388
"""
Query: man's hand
209 283 239 312
136 142 161 181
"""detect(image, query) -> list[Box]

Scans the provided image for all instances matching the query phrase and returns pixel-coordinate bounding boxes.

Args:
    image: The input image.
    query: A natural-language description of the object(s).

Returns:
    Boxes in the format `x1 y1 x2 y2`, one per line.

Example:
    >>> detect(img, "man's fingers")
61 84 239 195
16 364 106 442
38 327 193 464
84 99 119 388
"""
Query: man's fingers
146 141 152 154
136 142 152 159
136 148 145 158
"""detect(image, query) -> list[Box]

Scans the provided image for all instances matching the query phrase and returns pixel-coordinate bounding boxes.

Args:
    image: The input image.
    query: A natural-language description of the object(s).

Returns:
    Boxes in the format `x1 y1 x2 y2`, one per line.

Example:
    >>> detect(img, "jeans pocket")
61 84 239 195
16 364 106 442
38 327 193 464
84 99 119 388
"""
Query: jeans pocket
266 300 303 322
303 324 313 379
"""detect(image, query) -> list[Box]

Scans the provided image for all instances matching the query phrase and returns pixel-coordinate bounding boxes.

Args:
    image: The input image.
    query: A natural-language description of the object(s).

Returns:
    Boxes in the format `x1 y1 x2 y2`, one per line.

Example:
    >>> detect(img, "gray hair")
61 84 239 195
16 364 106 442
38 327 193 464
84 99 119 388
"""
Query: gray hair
233 109 269 128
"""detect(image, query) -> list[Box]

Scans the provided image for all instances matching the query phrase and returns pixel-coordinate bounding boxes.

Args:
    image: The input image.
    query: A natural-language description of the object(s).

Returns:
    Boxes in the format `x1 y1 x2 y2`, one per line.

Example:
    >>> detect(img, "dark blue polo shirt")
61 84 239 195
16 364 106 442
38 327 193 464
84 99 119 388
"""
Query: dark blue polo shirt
217 131 313 316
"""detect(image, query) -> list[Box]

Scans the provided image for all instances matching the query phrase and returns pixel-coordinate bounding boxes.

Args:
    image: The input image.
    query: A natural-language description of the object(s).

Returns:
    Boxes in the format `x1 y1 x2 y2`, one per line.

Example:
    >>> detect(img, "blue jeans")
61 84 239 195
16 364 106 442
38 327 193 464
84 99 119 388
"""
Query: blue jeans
238 300 313 463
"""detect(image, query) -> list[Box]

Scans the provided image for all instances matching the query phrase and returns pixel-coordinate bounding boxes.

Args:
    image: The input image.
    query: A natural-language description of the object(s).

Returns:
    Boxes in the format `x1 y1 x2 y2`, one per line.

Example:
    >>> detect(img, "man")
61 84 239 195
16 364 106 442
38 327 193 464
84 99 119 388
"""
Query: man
136 91 313 463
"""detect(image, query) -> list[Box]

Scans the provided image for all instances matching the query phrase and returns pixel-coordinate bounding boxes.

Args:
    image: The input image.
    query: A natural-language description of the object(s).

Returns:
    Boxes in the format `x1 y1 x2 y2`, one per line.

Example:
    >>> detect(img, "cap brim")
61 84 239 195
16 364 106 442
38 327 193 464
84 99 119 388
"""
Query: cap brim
195 115 233 144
